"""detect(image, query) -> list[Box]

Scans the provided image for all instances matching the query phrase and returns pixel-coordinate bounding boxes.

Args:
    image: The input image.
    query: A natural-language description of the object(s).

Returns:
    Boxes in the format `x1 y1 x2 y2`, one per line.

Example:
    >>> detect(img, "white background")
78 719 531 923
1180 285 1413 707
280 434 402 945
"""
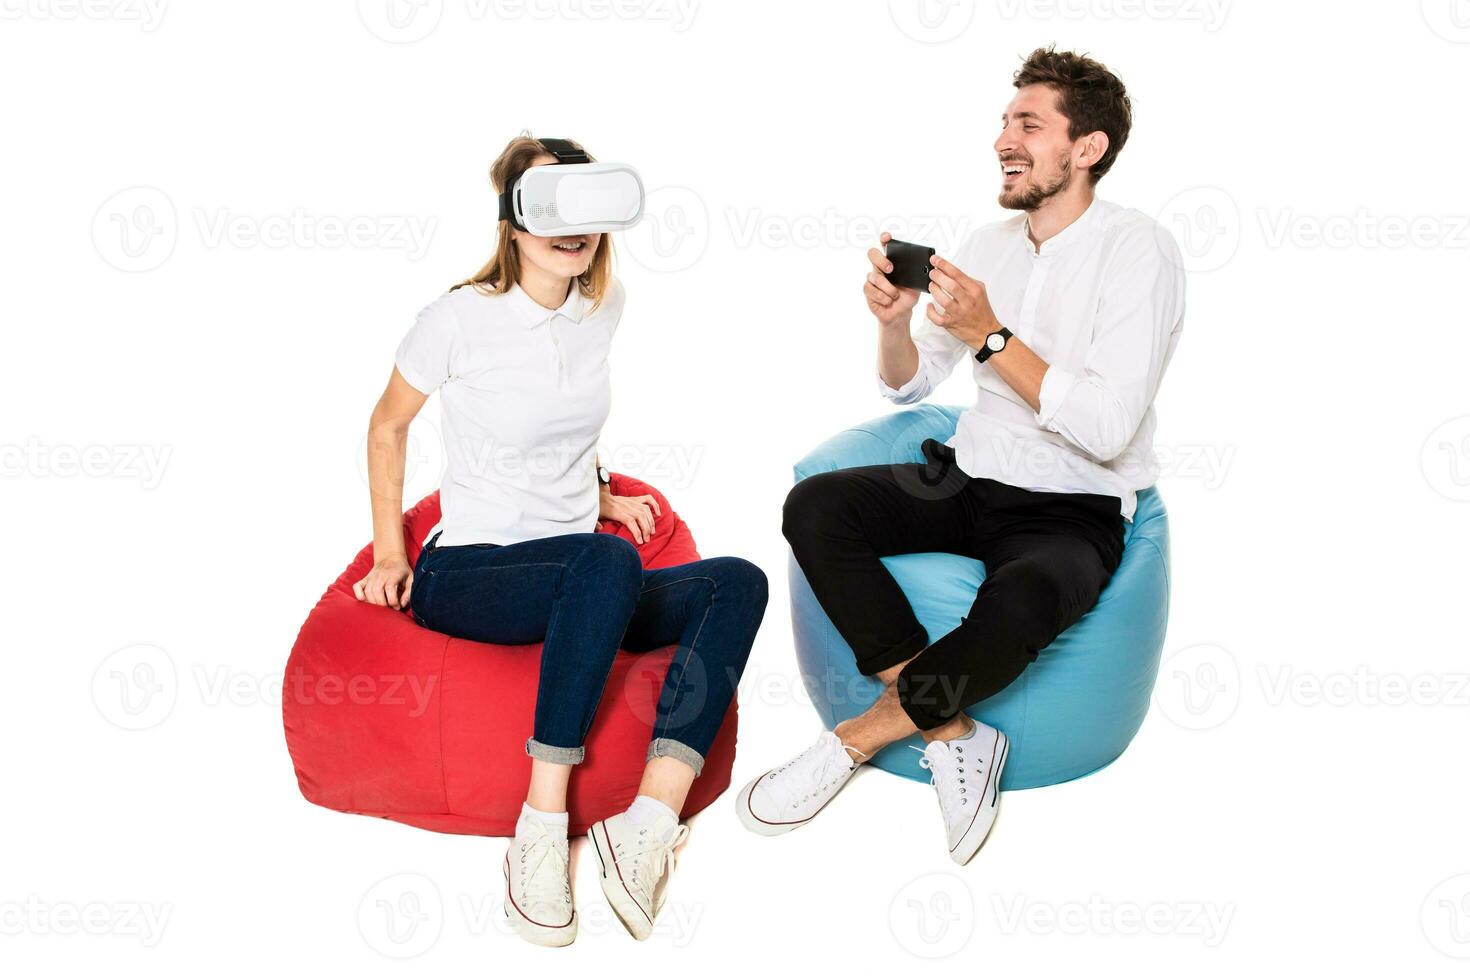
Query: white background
4 0 1469 973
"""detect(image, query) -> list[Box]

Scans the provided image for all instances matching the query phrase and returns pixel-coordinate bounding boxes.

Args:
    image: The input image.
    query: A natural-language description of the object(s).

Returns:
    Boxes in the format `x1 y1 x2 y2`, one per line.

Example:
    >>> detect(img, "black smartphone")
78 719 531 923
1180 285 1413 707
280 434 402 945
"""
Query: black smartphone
883 238 936 293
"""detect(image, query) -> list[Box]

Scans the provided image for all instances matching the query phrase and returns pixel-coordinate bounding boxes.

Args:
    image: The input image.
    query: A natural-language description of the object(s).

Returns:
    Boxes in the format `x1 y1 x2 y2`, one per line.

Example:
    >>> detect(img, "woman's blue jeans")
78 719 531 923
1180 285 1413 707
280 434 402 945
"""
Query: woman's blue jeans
409 532 768 777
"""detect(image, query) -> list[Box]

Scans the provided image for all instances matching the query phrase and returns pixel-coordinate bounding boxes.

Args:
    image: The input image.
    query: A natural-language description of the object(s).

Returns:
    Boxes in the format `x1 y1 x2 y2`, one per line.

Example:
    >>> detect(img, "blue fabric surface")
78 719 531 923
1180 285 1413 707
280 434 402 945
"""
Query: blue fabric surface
789 405 1170 789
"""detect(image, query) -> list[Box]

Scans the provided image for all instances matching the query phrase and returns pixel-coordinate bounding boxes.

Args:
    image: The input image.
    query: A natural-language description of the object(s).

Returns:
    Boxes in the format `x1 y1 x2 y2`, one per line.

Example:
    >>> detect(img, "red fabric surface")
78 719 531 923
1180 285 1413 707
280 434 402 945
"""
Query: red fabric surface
282 474 737 836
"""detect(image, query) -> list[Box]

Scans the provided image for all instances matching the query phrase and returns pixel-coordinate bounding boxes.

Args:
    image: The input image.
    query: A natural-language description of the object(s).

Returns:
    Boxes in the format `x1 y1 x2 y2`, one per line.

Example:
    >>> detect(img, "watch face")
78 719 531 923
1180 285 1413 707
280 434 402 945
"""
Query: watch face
987 332 1006 352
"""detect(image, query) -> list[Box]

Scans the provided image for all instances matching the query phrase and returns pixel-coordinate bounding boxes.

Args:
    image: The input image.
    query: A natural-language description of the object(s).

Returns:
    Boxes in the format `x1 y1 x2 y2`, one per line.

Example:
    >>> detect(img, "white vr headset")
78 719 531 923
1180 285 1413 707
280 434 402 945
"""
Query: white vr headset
497 137 644 237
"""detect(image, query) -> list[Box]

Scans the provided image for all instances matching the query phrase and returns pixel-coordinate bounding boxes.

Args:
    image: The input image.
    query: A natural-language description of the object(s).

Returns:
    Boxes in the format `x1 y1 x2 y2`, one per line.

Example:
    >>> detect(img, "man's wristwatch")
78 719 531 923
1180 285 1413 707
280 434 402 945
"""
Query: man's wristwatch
597 464 611 487
974 326 1013 364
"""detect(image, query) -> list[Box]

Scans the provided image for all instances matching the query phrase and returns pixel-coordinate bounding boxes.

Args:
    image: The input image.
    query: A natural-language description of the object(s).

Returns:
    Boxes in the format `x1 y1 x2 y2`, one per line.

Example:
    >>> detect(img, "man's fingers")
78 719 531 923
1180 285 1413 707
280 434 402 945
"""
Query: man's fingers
931 255 964 278
879 231 893 244
865 282 895 308
925 302 951 327
867 247 894 275
867 270 899 299
353 578 366 602
940 257 984 296
929 280 958 310
928 267 962 299
641 494 662 517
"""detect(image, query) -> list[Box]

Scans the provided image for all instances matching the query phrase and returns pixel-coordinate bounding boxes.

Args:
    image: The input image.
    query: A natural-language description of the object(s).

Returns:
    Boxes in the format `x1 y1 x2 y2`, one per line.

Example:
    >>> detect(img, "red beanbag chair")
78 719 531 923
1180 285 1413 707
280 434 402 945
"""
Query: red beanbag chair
282 473 737 836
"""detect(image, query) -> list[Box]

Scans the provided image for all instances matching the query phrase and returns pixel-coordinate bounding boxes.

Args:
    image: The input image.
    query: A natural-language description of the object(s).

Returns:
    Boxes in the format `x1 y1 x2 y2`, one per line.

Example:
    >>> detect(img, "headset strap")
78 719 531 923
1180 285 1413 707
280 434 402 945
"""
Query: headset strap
537 137 590 164
497 137 590 225
496 185 519 225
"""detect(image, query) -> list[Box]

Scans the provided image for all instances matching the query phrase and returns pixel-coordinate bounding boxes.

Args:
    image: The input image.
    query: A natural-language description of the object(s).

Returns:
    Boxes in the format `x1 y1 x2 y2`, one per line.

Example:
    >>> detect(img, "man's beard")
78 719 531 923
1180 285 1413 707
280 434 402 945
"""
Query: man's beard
998 154 1073 212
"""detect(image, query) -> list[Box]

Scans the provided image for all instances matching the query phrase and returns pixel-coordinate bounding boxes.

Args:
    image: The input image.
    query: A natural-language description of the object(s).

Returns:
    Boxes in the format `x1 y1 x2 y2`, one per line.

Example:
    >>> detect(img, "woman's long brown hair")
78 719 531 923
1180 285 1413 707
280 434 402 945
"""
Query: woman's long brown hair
453 134 615 309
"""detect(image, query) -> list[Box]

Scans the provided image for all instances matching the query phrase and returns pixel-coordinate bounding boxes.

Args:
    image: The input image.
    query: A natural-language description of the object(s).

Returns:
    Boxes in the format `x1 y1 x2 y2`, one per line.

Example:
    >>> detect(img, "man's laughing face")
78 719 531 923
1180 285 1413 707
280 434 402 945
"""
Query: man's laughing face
994 84 1082 212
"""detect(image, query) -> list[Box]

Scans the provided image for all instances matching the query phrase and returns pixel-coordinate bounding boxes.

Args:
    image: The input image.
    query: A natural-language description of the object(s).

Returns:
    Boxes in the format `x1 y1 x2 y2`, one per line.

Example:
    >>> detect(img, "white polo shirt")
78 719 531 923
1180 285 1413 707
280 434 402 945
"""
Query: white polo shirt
879 198 1185 520
395 278 624 547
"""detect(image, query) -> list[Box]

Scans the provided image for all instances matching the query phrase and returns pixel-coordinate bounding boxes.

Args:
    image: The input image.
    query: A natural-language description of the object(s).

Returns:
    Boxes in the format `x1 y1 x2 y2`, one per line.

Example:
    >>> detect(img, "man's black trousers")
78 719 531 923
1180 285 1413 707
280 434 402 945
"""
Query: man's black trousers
782 439 1125 731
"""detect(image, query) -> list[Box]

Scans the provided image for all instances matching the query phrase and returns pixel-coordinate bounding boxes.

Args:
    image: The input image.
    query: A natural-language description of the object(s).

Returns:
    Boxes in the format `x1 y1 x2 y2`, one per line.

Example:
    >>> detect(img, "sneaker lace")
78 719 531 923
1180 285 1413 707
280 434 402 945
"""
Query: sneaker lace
916 742 974 820
769 733 864 808
623 823 690 908
516 818 570 908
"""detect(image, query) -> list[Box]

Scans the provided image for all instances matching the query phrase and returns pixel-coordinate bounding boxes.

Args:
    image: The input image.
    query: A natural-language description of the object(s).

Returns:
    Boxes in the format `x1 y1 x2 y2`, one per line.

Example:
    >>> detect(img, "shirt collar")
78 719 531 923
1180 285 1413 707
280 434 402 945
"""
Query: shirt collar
1021 197 1101 257
507 281 586 327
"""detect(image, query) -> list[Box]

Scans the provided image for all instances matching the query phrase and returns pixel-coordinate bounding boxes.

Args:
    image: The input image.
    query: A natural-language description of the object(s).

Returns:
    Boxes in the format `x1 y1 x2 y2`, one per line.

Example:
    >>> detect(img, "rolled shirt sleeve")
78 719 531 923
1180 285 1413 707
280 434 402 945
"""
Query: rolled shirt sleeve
1033 227 1186 462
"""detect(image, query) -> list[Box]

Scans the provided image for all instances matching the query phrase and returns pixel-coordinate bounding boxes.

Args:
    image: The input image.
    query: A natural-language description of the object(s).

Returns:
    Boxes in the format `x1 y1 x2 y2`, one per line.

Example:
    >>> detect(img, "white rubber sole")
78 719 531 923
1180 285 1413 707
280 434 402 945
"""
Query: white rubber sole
588 820 654 941
502 857 577 947
949 732 1009 866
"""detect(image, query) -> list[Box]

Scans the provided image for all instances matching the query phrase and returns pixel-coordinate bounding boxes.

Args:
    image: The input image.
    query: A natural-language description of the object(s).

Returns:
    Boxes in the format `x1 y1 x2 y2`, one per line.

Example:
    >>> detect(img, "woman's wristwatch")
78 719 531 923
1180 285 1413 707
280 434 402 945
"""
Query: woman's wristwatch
974 326 1013 363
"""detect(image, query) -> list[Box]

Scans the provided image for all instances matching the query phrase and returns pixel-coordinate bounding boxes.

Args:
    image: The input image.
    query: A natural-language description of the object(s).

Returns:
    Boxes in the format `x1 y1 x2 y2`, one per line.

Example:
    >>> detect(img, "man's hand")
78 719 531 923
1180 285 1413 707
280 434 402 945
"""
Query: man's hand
927 255 1050 411
865 231 921 329
925 256 1002 349
599 487 661 545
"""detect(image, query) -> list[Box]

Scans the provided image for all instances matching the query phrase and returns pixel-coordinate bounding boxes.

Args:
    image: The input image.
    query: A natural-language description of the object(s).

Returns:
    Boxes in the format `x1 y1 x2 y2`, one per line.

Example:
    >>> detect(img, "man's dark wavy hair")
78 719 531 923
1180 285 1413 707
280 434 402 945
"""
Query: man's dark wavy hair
1014 46 1132 184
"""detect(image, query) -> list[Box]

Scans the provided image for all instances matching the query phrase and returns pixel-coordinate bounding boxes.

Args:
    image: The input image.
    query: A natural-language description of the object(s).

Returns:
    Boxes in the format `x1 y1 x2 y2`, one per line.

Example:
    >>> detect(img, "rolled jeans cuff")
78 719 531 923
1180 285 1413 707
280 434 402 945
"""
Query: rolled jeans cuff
526 737 585 765
647 738 705 777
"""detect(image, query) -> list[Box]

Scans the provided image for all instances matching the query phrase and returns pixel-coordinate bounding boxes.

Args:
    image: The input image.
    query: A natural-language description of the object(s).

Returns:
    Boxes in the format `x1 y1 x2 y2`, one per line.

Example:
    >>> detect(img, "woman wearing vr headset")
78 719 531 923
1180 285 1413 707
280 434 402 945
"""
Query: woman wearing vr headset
353 135 768 947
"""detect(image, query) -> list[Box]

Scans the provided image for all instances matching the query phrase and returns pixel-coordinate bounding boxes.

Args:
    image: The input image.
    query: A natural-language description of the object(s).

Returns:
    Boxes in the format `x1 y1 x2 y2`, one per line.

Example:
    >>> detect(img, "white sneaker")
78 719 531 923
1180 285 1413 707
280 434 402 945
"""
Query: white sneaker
589 811 689 941
735 730 865 836
502 816 576 947
920 722 1009 865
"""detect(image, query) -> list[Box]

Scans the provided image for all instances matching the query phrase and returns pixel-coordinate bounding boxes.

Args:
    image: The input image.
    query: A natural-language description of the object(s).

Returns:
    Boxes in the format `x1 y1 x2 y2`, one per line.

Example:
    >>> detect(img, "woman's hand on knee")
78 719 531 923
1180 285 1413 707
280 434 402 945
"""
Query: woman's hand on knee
353 555 414 610
598 491 661 545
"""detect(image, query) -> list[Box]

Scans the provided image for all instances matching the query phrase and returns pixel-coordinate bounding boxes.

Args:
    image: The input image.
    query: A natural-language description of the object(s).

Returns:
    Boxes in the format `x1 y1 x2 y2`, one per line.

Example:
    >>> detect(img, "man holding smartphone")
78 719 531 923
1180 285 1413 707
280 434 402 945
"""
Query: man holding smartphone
737 47 1186 864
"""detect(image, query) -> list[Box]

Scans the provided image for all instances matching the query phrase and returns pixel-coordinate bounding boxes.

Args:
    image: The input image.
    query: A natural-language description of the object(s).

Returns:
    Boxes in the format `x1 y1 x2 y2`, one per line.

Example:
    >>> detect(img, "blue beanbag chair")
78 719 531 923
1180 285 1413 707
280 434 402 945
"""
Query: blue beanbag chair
789 405 1170 790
